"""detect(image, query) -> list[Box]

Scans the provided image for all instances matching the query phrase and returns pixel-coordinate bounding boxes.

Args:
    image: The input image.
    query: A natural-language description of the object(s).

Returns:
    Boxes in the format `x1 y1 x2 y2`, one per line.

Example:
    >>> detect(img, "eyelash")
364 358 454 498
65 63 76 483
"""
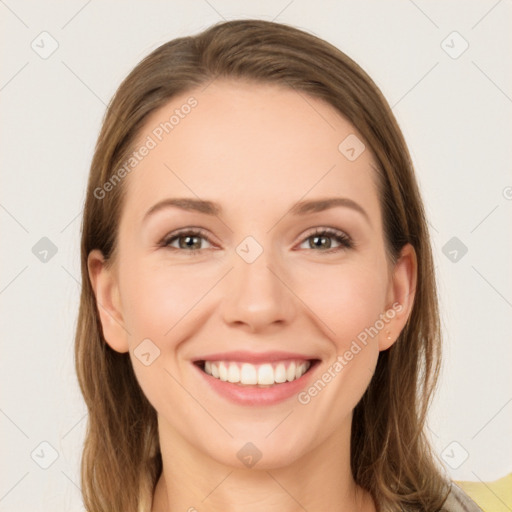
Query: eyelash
159 227 353 255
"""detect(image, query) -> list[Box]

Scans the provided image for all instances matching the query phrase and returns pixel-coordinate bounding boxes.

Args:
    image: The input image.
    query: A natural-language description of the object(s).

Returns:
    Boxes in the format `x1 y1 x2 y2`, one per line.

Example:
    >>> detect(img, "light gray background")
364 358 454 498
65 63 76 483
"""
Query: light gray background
1 1 511 510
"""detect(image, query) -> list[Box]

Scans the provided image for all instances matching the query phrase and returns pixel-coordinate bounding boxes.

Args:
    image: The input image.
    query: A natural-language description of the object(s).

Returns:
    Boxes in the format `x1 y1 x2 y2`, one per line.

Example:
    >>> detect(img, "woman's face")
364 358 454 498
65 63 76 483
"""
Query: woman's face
89 79 416 469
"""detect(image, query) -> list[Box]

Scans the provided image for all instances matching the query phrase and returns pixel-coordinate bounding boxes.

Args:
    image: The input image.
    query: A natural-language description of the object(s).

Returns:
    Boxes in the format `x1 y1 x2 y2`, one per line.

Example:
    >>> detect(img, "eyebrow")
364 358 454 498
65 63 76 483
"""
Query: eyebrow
143 197 370 224
289 197 370 223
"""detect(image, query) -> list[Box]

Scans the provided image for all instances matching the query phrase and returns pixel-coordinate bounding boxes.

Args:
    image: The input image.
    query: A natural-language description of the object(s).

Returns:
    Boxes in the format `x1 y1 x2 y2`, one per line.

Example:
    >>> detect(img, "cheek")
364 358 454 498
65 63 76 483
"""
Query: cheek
284 262 387 439
119 260 214 411
296 260 389 346
120 259 215 340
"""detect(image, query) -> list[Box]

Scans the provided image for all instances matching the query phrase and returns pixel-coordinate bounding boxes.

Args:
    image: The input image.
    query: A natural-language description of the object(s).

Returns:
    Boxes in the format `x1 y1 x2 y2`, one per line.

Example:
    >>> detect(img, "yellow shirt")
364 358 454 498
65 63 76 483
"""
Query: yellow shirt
441 482 484 511
454 474 512 512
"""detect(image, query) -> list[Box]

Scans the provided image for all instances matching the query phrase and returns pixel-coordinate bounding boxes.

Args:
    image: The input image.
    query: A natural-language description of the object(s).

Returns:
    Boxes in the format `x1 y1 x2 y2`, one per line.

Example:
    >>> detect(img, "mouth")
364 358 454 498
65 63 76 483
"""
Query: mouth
192 352 320 405
195 358 317 387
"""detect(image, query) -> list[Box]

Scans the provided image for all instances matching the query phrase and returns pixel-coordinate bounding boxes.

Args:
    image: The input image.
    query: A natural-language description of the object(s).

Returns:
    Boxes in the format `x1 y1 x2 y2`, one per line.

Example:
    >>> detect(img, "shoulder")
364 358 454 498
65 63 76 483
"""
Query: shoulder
439 482 484 512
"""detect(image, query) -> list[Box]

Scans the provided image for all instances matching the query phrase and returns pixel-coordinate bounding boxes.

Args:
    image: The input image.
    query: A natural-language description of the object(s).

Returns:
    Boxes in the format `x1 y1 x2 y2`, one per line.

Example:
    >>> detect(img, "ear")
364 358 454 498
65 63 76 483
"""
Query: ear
87 249 129 353
379 243 417 351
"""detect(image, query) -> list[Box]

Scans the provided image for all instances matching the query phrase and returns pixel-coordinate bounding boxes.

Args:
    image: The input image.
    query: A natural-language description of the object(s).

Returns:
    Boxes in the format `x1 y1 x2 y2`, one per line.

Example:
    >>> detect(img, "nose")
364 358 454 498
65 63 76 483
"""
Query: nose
220 244 297 333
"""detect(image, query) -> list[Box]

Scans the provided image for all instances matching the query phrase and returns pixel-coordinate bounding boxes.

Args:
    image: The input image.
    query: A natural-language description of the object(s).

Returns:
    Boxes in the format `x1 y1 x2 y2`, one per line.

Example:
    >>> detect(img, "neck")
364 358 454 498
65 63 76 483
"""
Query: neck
151 414 376 512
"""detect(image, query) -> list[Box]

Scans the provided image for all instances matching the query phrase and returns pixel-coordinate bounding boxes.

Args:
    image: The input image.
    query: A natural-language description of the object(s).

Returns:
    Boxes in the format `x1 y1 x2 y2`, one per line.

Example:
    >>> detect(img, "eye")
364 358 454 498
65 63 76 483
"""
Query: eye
159 228 214 253
159 227 353 255
298 227 353 252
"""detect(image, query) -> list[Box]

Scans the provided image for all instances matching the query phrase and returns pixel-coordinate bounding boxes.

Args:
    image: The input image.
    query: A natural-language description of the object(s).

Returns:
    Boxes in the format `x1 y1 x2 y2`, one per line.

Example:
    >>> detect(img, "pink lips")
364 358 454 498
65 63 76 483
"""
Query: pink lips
193 351 319 406
193 350 315 364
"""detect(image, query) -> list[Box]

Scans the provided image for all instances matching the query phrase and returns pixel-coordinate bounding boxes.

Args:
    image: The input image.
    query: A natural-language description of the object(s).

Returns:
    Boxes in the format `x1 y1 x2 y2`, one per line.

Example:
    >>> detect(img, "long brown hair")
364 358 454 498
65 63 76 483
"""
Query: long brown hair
75 19 450 511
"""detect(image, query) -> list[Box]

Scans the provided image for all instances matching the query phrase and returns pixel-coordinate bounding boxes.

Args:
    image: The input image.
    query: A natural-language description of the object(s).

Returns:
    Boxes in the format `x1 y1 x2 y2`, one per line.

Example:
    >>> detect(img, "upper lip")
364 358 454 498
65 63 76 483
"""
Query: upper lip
193 351 318 364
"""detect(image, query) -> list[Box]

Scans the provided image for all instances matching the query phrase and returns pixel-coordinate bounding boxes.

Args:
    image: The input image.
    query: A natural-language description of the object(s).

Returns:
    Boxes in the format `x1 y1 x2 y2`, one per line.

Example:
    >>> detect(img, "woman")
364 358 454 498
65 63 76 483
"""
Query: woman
75 19 483 511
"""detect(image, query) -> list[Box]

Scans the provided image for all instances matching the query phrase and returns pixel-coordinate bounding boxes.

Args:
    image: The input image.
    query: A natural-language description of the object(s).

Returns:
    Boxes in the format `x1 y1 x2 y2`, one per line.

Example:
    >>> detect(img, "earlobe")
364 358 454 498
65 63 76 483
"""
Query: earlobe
379 243 418 351
87 249 130 353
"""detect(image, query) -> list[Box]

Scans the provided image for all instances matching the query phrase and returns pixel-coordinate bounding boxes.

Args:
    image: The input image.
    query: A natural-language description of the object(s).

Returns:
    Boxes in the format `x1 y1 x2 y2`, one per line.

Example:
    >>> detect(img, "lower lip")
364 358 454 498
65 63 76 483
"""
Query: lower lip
194 362 318 406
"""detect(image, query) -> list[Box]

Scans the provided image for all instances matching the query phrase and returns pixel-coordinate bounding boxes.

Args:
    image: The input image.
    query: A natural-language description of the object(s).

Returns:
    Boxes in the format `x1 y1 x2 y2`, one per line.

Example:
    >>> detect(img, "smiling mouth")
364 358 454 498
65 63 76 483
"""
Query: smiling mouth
195 359 318 387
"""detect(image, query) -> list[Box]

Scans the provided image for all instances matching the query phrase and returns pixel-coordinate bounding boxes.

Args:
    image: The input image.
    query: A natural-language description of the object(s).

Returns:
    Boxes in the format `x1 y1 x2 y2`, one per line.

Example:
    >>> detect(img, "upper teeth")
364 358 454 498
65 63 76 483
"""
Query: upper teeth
203 360 311 386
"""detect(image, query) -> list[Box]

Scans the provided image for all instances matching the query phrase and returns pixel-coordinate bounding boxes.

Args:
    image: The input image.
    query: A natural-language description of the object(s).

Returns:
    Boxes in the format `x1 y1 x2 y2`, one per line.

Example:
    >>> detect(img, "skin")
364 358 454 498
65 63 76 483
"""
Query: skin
88 79 417 512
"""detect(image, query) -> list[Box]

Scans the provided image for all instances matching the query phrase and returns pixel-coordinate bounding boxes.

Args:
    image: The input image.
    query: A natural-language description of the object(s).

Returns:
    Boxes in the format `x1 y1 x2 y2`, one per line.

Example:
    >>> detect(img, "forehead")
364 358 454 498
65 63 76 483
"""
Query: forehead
122 79 381 224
